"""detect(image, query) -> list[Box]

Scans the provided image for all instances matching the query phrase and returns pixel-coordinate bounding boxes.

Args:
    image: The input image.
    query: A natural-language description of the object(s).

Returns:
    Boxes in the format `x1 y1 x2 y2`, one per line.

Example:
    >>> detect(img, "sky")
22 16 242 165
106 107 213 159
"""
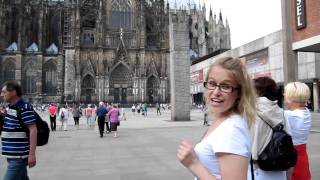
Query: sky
169 0 283 48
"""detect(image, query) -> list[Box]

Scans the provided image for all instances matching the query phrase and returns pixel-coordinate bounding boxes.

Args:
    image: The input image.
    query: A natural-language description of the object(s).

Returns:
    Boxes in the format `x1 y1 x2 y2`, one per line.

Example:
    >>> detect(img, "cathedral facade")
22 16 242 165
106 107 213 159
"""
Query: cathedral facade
0 0 230 104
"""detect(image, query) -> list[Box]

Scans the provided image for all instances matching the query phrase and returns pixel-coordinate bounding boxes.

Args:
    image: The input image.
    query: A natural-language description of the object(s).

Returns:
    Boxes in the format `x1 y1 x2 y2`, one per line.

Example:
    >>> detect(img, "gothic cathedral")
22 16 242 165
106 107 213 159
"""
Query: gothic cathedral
0 0 230 104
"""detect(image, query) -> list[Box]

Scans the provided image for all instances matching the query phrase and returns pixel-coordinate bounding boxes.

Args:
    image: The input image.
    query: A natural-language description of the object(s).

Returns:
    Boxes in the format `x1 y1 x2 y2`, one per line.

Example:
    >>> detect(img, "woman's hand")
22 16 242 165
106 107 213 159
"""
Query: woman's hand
177 140 198 168
177 140 215 180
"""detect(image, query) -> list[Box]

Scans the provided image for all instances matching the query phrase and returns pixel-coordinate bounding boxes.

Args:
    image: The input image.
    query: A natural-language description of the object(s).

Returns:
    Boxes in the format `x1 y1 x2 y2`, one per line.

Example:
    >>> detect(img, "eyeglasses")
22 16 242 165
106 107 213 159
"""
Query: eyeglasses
203 81 239 93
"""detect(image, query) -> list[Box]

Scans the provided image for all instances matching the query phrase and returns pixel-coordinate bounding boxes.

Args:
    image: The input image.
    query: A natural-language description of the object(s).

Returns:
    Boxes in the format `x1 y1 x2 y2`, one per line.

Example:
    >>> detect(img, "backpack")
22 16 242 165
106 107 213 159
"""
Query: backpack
61 110 65 119
17 106 50 146
257 120 297 171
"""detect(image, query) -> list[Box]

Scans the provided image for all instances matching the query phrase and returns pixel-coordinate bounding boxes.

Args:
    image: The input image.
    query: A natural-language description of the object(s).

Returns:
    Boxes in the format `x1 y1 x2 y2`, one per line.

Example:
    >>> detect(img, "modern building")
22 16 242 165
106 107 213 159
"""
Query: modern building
289 0 320 111
191 29 320 111
0 0 230 104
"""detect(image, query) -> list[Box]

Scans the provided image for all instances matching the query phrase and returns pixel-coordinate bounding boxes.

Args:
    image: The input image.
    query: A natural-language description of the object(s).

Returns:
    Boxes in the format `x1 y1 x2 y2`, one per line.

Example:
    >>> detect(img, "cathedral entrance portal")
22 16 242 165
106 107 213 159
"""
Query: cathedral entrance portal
147 75 159 103
81 75 95 103
121 88 127 104
114 88 120 103
113 88 127 104
110 63 132 104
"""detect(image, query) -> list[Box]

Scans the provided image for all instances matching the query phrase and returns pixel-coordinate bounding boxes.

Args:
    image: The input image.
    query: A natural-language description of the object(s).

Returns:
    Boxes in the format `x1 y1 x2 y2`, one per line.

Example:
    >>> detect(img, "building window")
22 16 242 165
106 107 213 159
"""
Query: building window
43 60 57 94
81 30 95 45
23 61 37 94
3 60 15 82
111 0 133 30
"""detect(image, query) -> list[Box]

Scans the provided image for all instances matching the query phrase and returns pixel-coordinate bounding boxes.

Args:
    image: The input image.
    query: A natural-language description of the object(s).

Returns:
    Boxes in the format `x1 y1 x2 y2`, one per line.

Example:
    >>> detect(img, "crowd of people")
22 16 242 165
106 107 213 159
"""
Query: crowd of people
44 102 126 138
31 102 170 133
0 56 315 180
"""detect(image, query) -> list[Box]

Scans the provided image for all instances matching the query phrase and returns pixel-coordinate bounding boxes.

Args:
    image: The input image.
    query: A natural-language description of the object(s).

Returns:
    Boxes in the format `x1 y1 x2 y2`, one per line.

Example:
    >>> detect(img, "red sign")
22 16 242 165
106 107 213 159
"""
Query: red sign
191 69 204 84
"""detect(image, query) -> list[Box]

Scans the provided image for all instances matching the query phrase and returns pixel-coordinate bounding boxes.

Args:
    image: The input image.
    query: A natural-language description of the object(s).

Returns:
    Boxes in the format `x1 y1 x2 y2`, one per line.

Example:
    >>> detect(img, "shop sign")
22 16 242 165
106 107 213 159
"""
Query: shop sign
296 0 307 30
191 69 204 84
241 49 271 78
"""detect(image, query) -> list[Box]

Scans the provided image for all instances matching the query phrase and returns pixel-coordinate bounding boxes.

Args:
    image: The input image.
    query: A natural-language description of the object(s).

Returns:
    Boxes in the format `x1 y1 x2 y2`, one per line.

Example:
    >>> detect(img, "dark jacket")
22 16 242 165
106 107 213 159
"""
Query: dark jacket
96 106 108 117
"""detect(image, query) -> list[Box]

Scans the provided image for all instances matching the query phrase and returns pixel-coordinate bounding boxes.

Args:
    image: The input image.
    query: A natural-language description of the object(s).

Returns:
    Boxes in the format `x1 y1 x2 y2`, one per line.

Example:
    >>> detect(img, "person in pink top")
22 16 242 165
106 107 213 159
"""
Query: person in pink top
48 103 57 131
84 105 93 129
107 104 120 138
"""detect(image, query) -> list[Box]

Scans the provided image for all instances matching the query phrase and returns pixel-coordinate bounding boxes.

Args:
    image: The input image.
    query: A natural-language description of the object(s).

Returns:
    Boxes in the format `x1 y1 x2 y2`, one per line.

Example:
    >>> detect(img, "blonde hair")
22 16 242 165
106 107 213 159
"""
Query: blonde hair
284 82 310 103
205 57 256 127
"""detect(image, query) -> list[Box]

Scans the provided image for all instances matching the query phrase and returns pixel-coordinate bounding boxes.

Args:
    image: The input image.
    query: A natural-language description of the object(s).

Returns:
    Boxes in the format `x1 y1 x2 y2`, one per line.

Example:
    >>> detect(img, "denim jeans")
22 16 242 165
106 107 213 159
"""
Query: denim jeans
86 116 92 125
3 158 29 180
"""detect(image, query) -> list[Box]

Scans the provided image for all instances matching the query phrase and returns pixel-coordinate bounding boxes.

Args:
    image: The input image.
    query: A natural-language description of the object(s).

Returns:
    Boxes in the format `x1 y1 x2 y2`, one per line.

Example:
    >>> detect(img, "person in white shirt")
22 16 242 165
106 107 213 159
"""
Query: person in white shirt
177 57 256 180
131 104 136 115
59 105 69 131
284 82 312 180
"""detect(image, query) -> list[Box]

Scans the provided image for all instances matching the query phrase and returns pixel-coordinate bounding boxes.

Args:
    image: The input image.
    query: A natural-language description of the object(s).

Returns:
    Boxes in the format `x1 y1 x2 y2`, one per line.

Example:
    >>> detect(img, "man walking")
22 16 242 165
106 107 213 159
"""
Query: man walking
1 80 37 180
105 102 111 133
48 103 57 131
96 102 107 137
156 102 161 115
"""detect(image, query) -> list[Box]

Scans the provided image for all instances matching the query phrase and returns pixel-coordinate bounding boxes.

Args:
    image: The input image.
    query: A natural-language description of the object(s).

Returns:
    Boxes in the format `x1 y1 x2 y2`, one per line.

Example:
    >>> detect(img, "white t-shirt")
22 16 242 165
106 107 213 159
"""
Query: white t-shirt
285 108 312 145
194 115 251 180
59 108 69 120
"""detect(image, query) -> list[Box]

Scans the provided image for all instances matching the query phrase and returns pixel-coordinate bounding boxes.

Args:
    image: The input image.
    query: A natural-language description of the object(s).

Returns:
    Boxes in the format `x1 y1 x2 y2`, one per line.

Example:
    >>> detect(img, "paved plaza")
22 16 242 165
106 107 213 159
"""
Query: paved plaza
1 108 320 180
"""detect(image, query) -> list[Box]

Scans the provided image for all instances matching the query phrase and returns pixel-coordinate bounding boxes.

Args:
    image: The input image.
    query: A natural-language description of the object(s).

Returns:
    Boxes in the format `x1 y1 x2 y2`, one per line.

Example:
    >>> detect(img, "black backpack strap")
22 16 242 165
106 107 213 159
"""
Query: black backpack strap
250 156 255 180
0 113 5 134
257 114 273 129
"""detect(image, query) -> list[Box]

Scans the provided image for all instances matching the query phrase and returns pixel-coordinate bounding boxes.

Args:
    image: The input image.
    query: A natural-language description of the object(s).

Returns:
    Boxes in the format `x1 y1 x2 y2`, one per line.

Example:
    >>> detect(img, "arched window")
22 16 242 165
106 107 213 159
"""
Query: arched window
43 60 57 94
3 60 16 82
23 60 37 94
111 0 133 30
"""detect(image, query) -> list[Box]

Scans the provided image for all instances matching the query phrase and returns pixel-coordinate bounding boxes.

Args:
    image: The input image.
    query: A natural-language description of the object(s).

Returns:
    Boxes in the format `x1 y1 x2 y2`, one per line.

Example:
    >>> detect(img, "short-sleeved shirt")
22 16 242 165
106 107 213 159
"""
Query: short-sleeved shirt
1 99 36 158
285 108 312 145
48 105 57 117
194 115 251 180
85 108 93 116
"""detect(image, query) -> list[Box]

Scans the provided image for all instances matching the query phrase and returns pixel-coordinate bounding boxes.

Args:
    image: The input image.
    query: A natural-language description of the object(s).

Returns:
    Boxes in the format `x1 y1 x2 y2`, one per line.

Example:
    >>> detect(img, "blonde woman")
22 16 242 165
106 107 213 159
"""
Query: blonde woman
177 57 256 180
284 82 311 180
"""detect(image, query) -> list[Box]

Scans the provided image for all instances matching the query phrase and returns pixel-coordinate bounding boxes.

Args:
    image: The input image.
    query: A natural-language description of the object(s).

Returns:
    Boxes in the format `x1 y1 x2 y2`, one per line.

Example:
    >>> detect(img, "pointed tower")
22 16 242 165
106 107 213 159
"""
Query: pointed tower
218 10 223 26
202 1 206 18
197 1 207 56
225 18 231 49
208 6 216 54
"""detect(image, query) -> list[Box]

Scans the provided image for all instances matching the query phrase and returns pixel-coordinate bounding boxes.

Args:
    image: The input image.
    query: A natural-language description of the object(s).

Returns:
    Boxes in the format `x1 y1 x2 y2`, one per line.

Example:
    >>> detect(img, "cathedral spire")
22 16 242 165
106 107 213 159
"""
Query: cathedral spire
202 0 206 11
219 9 223 22
226 18 229 29
209 5 212 17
